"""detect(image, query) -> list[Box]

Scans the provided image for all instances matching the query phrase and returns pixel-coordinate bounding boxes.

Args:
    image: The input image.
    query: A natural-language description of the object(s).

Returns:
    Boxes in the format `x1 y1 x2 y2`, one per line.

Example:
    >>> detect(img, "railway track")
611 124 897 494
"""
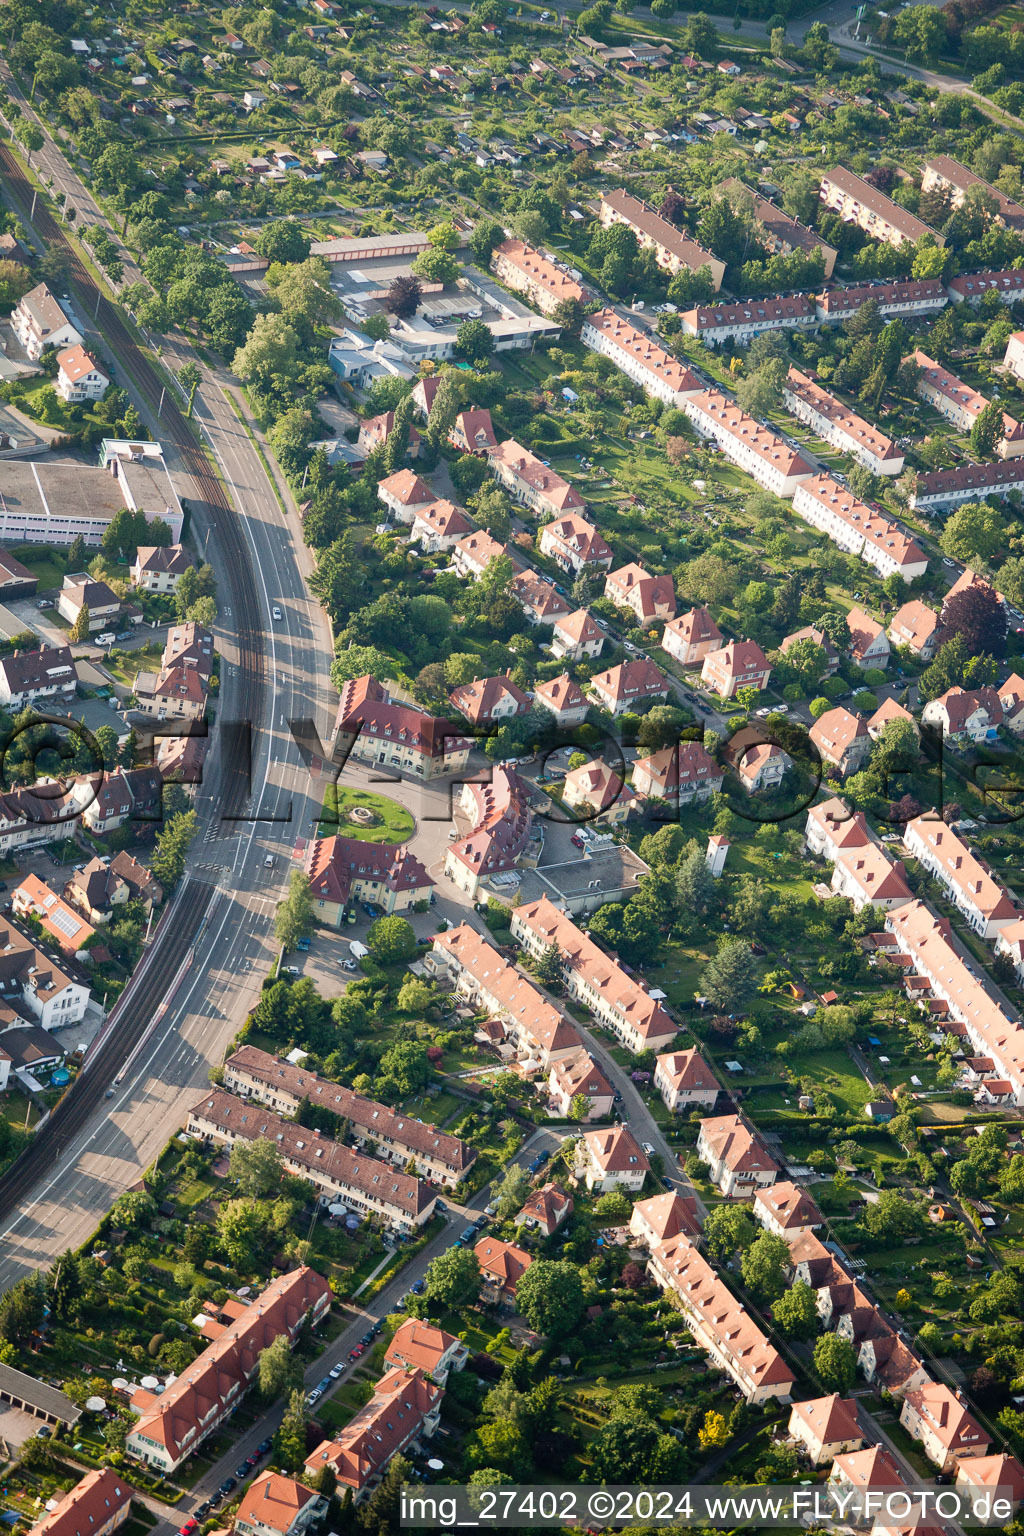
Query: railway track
0 148 269 1222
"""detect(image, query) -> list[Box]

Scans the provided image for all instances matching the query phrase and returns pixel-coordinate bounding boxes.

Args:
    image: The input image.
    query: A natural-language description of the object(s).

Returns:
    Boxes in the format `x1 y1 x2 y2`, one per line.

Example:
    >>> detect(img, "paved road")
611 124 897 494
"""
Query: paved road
0 73 338 1286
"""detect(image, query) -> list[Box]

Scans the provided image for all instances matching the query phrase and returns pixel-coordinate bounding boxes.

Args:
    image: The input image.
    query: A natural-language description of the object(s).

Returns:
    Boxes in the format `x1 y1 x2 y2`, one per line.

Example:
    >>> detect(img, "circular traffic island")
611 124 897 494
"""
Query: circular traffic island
320 786 415 844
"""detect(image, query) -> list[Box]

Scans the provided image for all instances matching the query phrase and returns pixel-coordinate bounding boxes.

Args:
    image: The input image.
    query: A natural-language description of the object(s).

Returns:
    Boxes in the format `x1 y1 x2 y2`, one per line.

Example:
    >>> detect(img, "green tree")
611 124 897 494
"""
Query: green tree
49 1252 81 1321
69 605 91 644
813 1333 857 1393
939 501 1001 566
702 1202 756 1261
493 1162 532 1219
257 1333 298 1400
229 1137 283 1199
274 1389 308 1473
740 1231 790 1304
514 1260 585 1337
216 1199 267 1267
275 872 315 951
699 938 757 1012
412 247 460 285
367 914 417 965
970 397 1005 458
150 809 198 889
425 1246 481 1309
455 319 494 365
255 221 311 264
772 1279 818 1338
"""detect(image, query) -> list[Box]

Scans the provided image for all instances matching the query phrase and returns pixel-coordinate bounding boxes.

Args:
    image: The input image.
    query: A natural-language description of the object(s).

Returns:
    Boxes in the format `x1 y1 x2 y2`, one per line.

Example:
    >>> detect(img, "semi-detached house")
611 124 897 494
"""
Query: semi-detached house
701 639 771 699
223 1045 475 1187
819 166 941 248
603 562 676 624
186 1090 437 1232
12 283 84 361
647 1232 794 1404
581 309 702 407
0 646 76 709
587 657 670 715
696 1112 779 1195
487 439 585 518
654 1046 719 1111
679 295 817 347
539 514 612 574
683 390 813 497
792 476 927 581
431 923 582 1070
333 674 472 781
662 605 723 666
490 239 587 318
599 189 726 288
125 1268 330 1473
577 1124 649 1191
783 368 904 476
899 1382 990 1472
510 894 678 1053
304 1367 441 1502
29 1469 133 1536
903 815 1018 939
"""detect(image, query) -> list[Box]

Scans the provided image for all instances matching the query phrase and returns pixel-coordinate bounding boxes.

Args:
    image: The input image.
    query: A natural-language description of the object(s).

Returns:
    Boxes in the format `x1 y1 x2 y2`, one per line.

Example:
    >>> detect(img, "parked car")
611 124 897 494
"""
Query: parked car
361 1330 373 1345
257 1440 273 1455
296 936 311 951
642 1142 656 1156
411 1278 426 1294
329 1364 344 1379
219 1480 236 1496
459 1225 476 1243
235 1464 251 1478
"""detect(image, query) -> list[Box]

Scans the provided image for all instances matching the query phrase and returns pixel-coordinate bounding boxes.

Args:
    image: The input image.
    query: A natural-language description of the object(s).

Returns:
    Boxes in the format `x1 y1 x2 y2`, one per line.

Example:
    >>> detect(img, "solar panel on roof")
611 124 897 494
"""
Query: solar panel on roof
50 907 81 939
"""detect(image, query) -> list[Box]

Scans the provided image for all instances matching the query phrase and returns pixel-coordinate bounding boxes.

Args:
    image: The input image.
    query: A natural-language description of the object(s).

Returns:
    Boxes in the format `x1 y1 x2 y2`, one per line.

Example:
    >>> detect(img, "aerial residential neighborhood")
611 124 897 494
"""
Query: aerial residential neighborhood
5 0 1024 1530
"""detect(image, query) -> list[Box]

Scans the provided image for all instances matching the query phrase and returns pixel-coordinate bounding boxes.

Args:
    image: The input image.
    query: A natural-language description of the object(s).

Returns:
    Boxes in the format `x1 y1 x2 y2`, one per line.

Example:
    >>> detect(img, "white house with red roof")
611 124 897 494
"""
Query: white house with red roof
888 600 940 659
784 367 903 475
383 1318 468 1383
510 895 678 1053
475 1236 532 1305
846 606 890 669
998 673 1024 734
409 498 475 553
56 344 109 403
955 1453 1024 1508
451 528 511 582
432 923 582 1070
304 835 433 923
903 815 1017 938
516 1182 573 1237
604 562 676 625
632 742 723 805
683 389 814 496
662 606 724 667
809 707 871 777
805 798 873 861
234 1474 325 1536
587 657 670 715
830 844 913 912
449 674 531 726
304 1367 441 1501
788 1395 863 1465
828 1445 907 1523
444 766 533 899
867 697 919 742
126 1269 330 1472
451 407 498 455
582 309 702 406
533 674 588 726
488 439 585 518
577 1124 650 1191
539 513 612 574
629 1189 701 1248
648 1232 795 1404
754 1181 822 1239
921 685 1002 743
511 569 570 626
696 1112 779 1196
333 674 471 780
899 1382 990 1472
701 639 771 699
29 1470 133 1536
551 608 605 661
547 1049 614 1120
792 475 927 581
562 758 638 823
654 1046 719 1111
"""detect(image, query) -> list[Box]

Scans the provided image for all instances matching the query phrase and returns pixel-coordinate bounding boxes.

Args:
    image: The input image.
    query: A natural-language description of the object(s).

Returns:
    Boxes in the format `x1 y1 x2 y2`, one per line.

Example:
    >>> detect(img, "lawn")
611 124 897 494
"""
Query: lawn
104 643 163 688
318 785 415 842
401 1089 461 1124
